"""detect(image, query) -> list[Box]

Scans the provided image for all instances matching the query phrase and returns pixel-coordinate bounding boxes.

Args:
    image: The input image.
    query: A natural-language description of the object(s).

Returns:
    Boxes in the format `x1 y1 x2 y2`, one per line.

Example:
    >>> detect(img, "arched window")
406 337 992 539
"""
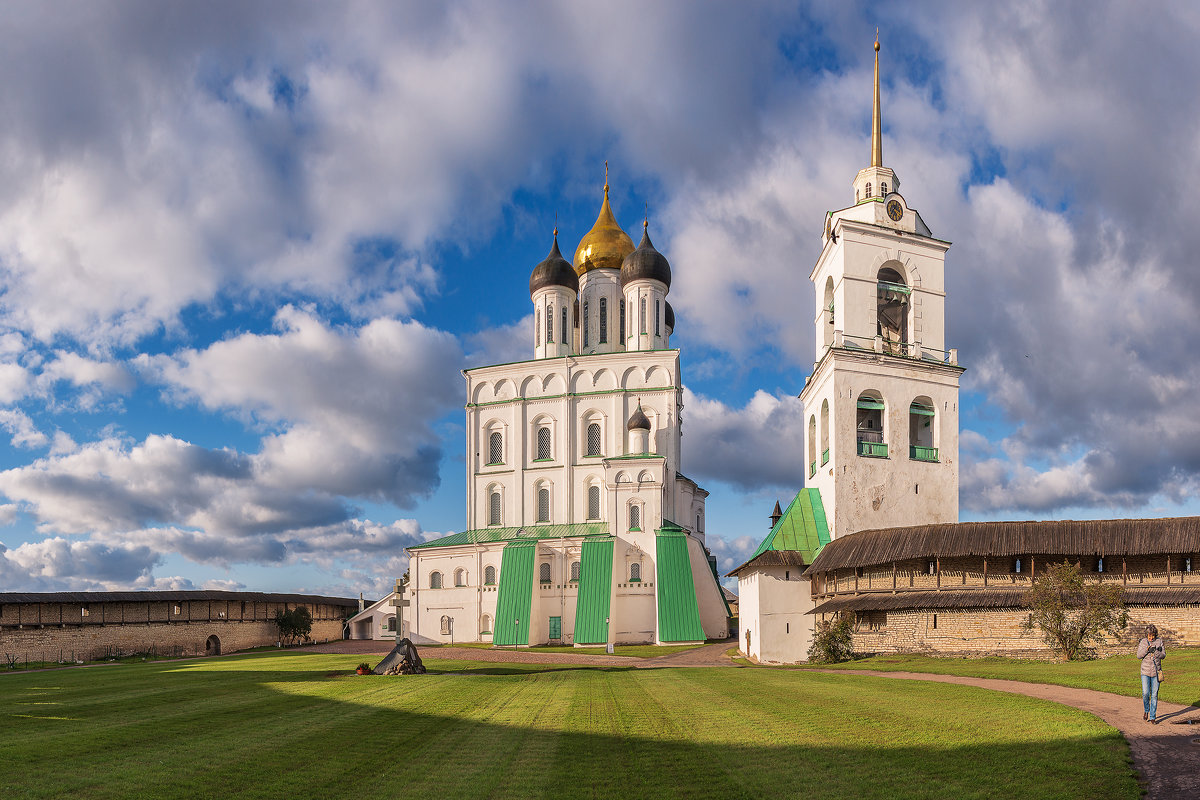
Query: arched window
587 485 601 520
881 182 888 195
640 296 647 334
629 504 641 530
823 277 835 349
561 307 568 344
570 561 581 581
440 615 451 635
856 393 886 457
539 562 551 583
537 487 550 523
808 415 817 477
630 562 641 582
866 182 872 197
430 571 443 589
696 512 702 532
454 568 466 587
488 431 503 465
583 300 589 348
619 299 626 341
586 422 602 456
535 309 540 347
484 565 496 585
489 491 502 526
655 300 661 336
820 399 830 466
877 266 910 354
909 398 937 461
481 614 492 635
599 297 608 343
536 426 551 460
547 303 554 343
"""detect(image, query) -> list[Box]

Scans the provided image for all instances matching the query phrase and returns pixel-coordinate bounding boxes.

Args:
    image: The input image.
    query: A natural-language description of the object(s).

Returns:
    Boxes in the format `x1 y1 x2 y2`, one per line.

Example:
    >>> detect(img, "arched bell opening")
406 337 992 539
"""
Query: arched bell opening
877 266 910 355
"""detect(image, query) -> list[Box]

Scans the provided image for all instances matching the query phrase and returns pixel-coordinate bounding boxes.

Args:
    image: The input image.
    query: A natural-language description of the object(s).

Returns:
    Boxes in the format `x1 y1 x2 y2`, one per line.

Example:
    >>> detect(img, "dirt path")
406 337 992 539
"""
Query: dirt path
813 669 1200 799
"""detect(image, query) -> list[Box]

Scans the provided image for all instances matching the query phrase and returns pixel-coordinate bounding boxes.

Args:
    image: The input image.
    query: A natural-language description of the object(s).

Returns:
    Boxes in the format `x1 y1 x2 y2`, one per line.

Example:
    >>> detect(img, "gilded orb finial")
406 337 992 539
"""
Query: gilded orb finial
875 28 879 52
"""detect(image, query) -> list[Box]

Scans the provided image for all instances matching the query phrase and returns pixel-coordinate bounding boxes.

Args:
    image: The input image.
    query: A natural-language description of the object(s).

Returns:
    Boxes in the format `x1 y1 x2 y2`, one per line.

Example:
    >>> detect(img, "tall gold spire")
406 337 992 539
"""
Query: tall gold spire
573 163 634 276
871 33 882 168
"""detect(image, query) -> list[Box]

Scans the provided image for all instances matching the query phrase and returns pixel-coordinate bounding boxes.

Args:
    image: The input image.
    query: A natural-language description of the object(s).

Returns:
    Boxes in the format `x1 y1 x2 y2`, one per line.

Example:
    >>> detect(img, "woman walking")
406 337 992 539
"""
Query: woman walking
1137 624 1165 724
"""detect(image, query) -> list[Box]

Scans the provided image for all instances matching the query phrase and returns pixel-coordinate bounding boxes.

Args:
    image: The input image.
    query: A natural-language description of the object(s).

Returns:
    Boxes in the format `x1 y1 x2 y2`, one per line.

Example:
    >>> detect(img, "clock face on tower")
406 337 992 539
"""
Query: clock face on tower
887 199 904 221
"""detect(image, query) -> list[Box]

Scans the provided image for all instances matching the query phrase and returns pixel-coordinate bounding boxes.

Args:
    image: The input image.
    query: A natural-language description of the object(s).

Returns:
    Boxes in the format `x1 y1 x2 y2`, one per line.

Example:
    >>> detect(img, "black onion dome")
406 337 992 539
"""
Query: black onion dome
620 224 672 289
626 402 651 431
529 232 579 296
664 301 675 331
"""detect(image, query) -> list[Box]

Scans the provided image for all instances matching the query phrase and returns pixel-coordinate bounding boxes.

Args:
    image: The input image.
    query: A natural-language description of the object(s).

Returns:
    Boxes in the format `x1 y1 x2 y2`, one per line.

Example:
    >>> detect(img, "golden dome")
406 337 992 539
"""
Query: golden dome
573 183 634 276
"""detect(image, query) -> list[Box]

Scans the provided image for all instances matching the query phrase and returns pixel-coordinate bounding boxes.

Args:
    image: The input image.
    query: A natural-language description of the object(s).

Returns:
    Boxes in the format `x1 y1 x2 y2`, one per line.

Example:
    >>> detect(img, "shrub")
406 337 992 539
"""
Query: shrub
1021 560 1127 661
808 614 855 663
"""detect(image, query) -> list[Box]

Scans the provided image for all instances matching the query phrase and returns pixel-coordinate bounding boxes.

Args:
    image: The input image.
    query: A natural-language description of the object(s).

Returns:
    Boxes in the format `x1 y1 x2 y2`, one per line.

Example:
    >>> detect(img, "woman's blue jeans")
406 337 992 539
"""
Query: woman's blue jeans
1141 673 1159 719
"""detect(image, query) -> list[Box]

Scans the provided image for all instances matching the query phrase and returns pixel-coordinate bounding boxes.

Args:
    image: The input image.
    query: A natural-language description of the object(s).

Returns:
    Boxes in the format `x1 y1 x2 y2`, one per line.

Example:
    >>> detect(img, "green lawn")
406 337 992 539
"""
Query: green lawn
798 648 1200 707
423 641 706 658
0 652 1137 799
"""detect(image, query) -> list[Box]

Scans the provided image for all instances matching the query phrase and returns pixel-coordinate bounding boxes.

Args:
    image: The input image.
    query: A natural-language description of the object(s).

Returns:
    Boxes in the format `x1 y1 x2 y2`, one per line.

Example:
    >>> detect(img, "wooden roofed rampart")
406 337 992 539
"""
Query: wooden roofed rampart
804 517 1200 575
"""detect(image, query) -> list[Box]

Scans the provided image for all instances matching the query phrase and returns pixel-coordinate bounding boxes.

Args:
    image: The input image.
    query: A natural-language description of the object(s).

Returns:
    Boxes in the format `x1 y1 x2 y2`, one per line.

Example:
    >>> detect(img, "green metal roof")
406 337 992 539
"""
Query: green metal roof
655 528 705 643
573 537 614 644
748 488 831 564
409 522 609 550
492 540 535 646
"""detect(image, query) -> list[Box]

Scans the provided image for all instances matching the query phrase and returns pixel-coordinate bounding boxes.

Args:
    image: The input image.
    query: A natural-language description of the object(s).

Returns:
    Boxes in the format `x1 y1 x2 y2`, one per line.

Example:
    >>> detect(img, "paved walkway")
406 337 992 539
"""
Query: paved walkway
813 669 1200 799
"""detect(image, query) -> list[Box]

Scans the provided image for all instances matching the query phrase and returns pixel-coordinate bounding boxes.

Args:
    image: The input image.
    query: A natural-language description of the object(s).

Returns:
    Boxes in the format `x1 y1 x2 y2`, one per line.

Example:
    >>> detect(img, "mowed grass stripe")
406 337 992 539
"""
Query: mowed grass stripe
0 652 1139 800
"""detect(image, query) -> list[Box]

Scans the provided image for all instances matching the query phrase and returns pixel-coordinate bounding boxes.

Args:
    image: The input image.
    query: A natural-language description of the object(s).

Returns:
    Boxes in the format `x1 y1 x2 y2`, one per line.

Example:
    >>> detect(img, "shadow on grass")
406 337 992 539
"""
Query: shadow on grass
0 654 1141 800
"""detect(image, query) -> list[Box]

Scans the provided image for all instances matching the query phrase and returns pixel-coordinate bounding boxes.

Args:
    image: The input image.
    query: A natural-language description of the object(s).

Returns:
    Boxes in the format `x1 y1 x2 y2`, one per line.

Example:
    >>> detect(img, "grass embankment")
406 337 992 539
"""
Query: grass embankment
800 648 1200 706
0 651 1136 799
424 642 706 658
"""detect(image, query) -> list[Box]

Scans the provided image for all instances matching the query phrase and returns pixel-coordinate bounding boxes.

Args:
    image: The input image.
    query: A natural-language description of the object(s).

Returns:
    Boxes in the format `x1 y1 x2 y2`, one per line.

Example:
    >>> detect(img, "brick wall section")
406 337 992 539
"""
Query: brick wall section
0 599 352 662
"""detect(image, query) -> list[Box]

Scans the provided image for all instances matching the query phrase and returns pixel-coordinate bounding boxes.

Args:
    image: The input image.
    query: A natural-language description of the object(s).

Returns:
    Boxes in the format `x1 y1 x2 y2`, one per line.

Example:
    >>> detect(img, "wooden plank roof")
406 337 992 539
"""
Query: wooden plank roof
0 590 358 606
804 517 1200 575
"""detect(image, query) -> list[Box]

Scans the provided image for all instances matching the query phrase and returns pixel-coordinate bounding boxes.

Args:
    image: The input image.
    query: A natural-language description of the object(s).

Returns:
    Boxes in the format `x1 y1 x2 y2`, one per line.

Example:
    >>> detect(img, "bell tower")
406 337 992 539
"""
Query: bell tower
800 38 964 540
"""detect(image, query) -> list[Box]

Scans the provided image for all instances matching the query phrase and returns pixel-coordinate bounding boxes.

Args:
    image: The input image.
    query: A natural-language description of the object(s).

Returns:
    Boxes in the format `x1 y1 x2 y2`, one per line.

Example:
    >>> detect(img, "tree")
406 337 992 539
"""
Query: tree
807 613 856 663
274 607 313 645
1021 560 1127 661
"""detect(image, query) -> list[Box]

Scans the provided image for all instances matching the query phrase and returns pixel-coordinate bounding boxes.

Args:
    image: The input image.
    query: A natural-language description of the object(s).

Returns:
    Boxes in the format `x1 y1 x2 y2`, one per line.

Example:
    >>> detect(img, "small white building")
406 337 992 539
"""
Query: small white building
405 182 729 647
346 592 399 640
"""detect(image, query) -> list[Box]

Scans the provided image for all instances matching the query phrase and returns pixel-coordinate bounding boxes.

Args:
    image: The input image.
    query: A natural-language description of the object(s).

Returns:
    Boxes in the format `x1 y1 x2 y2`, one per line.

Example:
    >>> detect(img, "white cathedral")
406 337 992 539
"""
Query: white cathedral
401 178 728 647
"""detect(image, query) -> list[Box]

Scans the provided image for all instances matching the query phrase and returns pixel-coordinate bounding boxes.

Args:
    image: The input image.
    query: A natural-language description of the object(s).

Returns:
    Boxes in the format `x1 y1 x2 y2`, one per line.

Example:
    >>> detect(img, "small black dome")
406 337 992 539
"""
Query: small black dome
529 232 579 296
664 301 675 331
626 402 651 431
620 224 672 289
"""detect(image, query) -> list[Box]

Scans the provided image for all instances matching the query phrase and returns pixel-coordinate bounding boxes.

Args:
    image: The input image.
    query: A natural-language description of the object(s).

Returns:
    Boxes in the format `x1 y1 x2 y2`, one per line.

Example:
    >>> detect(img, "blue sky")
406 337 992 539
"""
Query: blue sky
1 1 1198 597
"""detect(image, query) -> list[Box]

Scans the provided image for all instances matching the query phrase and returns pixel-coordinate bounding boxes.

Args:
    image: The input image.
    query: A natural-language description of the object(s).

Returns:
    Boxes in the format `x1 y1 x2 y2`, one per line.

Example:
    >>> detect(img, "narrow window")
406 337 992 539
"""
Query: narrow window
489 491 501 526
430 572 443 589
536 426 551 460
785 570 790 580
640 296 646 334
786 623 790 634
484 565 496 585
655 300 660 336
629 504 641 530
630 562 641 582
547 303 554 343
540 562 551 583
561 307 568 344
537 487 550 522
570 561 581 581
535 309 540 347
599 297 607 344
881 182 888 195
583 300 589 348
932 614 938 629
586 422 601 456
588 485 601 520
489 431 503 465
866 182 872 197
696 512 701 532
619 299 626 341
